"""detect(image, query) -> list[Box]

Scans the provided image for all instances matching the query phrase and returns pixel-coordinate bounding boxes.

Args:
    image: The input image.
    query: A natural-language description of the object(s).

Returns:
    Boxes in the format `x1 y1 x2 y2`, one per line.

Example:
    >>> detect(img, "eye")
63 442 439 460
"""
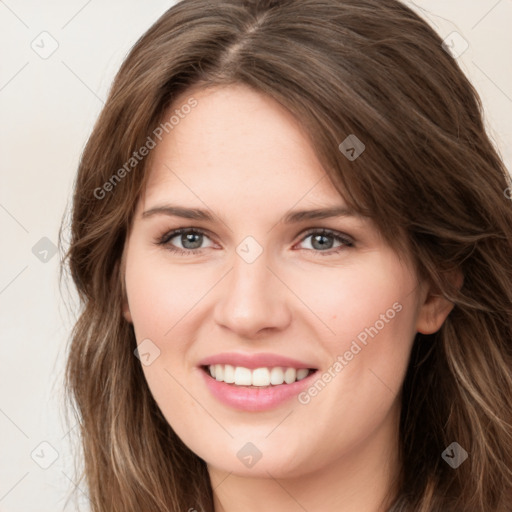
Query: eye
155 227 354 257
295 228 354 256
156 228 215 256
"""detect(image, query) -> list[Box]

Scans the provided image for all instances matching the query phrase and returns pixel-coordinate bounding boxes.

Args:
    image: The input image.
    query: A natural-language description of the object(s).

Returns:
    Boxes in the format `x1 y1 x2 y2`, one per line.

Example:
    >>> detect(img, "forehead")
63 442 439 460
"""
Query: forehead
143 84 345 209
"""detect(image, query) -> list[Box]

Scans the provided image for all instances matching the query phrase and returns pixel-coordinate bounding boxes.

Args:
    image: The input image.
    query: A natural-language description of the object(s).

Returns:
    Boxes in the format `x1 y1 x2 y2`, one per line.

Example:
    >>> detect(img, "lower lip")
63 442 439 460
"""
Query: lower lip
199 367 317 412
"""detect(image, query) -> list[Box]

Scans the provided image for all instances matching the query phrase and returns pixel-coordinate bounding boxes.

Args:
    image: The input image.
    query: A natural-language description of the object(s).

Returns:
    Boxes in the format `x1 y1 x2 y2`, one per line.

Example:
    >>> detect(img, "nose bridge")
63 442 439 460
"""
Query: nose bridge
213 240 291 336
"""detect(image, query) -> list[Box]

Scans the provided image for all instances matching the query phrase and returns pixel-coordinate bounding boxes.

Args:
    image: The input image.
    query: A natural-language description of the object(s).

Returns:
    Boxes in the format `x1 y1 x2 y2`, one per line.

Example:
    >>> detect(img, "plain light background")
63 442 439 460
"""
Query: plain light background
0 1 511 511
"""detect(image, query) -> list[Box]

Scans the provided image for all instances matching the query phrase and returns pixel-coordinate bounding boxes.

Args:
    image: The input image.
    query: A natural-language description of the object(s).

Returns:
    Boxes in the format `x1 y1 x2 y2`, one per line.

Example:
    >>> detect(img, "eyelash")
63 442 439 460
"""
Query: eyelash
155 227 354 257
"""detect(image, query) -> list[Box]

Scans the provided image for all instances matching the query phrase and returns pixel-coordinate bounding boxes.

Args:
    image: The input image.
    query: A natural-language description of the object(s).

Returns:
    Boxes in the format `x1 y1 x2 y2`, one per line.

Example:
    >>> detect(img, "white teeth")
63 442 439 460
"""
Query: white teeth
284 368 296 384
269 367 285 385
296 368 309 381
234 366 252 385
252 368 270 387
223 364 235 383
207 365 313 386
214 364 224 382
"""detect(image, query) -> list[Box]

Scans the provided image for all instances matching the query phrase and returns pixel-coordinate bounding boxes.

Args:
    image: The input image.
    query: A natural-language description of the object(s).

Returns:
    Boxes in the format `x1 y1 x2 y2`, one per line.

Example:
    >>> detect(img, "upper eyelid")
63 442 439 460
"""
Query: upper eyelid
161 227 216 244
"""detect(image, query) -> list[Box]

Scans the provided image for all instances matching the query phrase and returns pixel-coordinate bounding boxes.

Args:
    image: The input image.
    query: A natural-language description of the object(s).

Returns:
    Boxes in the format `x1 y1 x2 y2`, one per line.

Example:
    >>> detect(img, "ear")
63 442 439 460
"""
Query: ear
416 270 463 334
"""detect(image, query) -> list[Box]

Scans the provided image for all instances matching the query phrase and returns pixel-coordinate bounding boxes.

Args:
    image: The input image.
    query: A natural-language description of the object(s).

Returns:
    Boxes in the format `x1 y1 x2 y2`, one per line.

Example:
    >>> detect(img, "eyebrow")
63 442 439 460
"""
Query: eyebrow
141 204 363 223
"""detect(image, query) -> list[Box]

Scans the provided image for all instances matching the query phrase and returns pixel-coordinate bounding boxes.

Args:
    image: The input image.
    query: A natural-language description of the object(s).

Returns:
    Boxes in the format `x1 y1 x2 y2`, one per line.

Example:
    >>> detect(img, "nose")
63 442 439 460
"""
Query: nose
213 247 292 339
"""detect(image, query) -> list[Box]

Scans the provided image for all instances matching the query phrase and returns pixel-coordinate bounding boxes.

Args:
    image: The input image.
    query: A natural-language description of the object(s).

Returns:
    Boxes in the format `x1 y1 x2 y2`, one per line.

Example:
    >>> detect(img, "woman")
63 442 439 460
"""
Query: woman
62 0 512 510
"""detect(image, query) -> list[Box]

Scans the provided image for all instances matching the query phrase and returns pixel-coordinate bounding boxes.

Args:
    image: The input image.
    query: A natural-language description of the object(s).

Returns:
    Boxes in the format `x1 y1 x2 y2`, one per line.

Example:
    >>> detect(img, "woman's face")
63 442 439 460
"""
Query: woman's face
122 83 450 479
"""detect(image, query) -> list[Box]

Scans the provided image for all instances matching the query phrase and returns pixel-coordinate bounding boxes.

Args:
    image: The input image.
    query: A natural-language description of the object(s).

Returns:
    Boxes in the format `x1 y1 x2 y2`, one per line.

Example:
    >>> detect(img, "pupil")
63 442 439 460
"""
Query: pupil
312 234 332 250
183 233 202 249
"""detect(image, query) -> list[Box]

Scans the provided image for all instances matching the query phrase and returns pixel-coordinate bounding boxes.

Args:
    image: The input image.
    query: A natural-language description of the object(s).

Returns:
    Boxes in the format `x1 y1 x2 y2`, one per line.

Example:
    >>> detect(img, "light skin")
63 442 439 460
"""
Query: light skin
122 83 456 512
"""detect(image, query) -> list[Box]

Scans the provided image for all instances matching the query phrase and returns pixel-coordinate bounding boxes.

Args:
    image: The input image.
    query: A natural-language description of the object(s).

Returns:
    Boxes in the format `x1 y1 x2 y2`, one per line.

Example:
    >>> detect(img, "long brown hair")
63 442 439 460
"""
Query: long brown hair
61 0 512 510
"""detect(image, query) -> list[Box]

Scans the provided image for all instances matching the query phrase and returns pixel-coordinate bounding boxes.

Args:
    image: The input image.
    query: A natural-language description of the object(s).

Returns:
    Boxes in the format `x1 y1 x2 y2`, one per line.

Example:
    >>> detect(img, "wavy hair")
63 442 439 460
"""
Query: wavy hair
62 0 512 510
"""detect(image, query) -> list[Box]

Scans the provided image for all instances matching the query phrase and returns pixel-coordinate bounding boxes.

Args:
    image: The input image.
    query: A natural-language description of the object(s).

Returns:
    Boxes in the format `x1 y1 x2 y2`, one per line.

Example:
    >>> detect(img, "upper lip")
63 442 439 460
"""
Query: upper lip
198 352 317 370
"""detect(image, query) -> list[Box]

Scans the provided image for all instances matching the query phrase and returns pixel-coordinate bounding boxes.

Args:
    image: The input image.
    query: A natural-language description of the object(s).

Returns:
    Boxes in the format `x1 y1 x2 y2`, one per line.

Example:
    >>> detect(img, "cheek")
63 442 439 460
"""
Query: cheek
124 249 216 402
124 249 209 341
288 254 415 348
291 255 418 410
124 251 206 431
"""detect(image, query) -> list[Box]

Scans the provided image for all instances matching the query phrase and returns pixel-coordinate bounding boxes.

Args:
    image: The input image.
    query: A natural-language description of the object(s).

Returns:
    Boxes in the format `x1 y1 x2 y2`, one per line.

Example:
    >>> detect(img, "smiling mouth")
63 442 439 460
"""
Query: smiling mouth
201 365 318 388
